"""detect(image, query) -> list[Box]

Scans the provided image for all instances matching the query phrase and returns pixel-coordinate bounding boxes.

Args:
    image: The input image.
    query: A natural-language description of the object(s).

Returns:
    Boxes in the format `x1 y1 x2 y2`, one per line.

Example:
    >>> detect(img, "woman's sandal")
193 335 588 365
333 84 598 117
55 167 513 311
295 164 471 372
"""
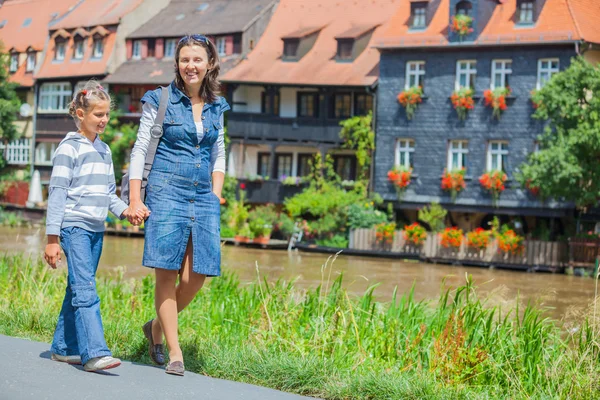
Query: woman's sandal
142 319 165 365
165 360 184 376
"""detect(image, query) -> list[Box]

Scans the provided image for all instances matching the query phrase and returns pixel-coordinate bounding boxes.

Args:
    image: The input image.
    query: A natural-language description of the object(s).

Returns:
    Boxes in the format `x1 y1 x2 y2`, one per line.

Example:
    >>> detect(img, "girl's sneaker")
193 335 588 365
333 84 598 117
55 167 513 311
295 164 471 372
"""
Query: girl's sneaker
51 353 82 365
83 356 121 372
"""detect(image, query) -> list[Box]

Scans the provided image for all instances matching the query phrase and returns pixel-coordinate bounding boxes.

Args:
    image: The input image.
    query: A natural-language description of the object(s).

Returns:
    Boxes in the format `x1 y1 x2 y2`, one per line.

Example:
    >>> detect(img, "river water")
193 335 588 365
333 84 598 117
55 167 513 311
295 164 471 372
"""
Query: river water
5 226 597 320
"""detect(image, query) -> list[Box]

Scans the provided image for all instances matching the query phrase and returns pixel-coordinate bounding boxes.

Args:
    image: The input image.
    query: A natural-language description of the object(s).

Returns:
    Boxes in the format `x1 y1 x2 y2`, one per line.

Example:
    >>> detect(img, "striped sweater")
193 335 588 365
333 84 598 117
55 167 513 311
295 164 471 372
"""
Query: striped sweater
46 132 128 236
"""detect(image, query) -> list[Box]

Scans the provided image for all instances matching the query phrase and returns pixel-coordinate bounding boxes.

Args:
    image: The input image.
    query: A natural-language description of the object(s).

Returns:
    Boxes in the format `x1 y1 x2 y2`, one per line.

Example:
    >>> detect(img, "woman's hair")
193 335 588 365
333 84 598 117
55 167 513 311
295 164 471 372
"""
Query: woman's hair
173 34 221 104
68 79 111 128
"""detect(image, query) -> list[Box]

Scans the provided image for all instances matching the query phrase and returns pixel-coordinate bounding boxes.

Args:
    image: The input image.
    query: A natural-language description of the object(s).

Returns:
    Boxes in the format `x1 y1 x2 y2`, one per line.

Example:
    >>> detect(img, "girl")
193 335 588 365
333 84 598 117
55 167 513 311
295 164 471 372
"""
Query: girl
128 34 229 376
44 80 143 372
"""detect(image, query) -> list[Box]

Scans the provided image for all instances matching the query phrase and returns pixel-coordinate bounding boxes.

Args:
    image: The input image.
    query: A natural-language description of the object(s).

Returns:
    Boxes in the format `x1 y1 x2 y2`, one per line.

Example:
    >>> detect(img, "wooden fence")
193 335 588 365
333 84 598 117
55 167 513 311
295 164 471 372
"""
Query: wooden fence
349 228 567 271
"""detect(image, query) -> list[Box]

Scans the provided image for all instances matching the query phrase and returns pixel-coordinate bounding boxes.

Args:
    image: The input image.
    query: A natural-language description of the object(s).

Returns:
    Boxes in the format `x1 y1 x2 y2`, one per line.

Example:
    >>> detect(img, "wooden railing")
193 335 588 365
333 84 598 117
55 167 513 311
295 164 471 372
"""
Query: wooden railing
349 228 567 271
568 238 600 269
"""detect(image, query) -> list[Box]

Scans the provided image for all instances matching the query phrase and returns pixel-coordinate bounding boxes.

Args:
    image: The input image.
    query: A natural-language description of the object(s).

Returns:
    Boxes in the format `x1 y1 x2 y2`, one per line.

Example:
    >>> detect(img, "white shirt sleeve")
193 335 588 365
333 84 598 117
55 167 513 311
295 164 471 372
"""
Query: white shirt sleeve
129 102 157 180
210 113 226 174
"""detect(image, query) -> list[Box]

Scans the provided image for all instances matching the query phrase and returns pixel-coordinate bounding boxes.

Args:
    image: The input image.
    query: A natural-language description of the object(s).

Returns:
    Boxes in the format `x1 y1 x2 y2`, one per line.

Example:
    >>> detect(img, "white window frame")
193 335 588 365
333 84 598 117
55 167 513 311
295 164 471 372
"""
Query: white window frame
9 54 18 72
447 140 468 171
38 82 72 113
487 141 509 171
519 1 534 24
455 60 476 90
55 42 65 61
491 59 512 89
537 58 559 89
395 139 415 169
405 61 425 90
216 37 226 57
92 38 103 58
35 142 58 166
74 39 84 59
132 40 142 60
412 6 426 29
26 52 35 72
164 39 176 58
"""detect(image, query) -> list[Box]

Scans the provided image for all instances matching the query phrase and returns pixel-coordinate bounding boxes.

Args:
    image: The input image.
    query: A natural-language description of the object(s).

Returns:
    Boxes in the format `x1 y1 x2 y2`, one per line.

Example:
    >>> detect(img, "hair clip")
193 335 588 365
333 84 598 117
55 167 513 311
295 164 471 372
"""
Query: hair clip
81 90 88 95
97 84 105 91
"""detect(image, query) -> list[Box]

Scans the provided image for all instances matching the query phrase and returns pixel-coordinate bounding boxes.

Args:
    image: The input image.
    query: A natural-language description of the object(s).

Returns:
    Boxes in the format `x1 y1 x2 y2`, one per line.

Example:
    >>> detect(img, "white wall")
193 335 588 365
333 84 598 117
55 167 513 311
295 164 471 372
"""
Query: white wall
232 85 262 113
279 87 296 118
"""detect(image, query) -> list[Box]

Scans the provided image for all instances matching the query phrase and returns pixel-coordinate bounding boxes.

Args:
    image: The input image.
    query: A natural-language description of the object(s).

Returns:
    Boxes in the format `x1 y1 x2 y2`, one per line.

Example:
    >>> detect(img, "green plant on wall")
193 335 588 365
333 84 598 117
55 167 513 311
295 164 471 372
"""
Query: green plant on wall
418 202 447 232
339 111 375 182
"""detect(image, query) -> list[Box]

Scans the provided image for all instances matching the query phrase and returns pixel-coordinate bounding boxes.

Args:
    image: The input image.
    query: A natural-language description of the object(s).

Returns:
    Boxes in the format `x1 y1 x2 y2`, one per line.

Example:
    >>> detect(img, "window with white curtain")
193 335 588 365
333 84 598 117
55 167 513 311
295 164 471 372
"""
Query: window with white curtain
487 141 509 171
491 60 512 89
395 139 415 169
455 60 476 90
38 82 72 112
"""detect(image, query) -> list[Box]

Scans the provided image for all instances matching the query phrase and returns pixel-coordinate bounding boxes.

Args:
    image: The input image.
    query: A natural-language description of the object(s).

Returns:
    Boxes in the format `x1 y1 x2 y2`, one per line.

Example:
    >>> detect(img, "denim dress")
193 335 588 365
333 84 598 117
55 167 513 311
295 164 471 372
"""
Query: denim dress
140 82 230 276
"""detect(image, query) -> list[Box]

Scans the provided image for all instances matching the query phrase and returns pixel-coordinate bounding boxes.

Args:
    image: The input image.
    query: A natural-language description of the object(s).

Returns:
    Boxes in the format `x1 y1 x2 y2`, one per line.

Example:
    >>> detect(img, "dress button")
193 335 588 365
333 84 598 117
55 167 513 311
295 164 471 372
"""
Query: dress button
196 145 200 149
201 115 205 120
191 217 195 221
194 181 198 186
196 163 200 168
190 199 194 203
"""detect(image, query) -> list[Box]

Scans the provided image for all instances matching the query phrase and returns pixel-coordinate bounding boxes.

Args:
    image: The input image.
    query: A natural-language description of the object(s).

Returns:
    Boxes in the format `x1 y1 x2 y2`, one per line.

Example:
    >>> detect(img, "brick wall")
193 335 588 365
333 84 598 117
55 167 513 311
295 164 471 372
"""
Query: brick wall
374 45 575 215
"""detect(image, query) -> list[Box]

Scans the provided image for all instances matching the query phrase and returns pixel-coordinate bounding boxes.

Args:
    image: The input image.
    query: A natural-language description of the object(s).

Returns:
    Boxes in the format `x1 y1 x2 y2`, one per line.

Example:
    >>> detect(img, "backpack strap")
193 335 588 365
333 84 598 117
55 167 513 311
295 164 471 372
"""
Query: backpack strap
141 86 169 197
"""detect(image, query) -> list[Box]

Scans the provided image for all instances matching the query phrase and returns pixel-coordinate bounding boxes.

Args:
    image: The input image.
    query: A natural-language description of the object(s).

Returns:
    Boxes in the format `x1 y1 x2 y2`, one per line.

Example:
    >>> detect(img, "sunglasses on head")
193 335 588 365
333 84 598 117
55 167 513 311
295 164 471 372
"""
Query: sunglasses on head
178 34 209 45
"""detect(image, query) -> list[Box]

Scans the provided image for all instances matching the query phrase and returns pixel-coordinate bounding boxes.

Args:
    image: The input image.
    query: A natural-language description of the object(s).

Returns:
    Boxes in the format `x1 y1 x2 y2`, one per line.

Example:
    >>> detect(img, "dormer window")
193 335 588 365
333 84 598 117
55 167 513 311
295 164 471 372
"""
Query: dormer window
92 37 104 58
74 39 84 60
26 52 36 72
9 53 18 72
456 1 472 16
337 39 353 60
283 39 299 58
411 2 427 29
281 26 322 61
518 0 534 24
55 41 66 61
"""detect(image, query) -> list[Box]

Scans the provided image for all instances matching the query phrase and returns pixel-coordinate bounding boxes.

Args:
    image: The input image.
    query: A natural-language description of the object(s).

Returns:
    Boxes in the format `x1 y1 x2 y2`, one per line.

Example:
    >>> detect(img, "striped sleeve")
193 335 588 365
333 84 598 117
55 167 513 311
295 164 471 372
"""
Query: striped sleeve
107 155 128 219
49 142 77 189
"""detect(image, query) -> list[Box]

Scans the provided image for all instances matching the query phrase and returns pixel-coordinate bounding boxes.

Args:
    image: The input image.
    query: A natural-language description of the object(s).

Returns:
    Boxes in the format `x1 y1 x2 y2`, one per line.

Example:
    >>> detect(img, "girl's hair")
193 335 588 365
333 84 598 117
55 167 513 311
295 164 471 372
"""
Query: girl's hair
68 79 111 128
173 34 221 104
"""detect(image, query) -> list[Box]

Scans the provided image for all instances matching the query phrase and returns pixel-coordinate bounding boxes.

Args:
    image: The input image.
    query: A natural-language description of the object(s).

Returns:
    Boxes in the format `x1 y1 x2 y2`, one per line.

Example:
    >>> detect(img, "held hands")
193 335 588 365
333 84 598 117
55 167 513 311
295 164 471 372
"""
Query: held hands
123 200 150 226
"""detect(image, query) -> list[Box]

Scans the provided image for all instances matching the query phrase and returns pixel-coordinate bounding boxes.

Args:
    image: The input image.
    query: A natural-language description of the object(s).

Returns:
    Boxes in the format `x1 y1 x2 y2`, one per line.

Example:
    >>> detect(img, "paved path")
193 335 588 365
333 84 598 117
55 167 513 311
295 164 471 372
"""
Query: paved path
0 335 313 400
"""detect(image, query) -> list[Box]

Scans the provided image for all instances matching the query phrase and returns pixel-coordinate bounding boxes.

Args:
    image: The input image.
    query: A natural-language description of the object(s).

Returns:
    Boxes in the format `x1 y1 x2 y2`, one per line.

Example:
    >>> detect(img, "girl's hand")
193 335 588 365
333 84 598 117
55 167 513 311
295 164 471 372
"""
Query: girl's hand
44 243 61 269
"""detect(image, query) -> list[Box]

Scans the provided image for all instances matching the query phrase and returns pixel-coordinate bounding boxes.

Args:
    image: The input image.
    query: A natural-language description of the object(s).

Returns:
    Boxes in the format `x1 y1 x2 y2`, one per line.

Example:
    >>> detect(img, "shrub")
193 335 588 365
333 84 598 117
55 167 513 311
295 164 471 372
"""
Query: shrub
496 229 524 255
347 202 388 230
375 222 396 245
418 202 447 232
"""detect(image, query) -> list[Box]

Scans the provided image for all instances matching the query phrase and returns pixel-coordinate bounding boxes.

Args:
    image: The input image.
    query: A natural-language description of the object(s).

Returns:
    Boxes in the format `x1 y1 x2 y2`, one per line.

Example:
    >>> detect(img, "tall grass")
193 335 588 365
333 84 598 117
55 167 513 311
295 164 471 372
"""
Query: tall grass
1 253 599 399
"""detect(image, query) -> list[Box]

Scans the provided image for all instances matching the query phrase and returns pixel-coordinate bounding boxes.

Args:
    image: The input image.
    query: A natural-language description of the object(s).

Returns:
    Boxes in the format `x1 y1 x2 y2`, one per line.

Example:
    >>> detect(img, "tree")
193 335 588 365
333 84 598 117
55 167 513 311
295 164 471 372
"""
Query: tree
0 42 22 145
339 111 375 182
517 57 600 210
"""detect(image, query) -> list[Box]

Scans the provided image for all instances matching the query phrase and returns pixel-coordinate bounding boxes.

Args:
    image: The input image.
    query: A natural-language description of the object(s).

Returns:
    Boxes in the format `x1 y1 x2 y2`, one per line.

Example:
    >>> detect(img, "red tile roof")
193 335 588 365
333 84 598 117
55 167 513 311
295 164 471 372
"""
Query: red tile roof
0 0 76 52
0 0 77 86
51 0 144 30
375 0 599 49
222 0 400 87
35 0 144 79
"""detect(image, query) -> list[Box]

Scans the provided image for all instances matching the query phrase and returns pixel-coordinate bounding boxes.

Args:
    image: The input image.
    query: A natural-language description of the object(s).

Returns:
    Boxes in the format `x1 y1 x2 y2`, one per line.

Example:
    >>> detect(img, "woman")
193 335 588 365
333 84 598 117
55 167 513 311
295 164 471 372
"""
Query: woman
128 34 229 376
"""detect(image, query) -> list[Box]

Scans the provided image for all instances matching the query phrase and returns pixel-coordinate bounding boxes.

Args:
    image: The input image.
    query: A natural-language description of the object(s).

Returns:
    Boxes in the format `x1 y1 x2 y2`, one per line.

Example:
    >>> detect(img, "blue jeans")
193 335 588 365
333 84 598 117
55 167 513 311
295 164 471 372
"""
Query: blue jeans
50 227 112 364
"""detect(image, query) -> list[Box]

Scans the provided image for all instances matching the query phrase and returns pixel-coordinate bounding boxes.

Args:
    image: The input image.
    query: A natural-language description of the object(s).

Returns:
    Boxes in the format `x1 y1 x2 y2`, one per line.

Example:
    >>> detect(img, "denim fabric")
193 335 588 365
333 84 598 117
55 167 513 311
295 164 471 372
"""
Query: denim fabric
50 227 111 364
140 82 229 276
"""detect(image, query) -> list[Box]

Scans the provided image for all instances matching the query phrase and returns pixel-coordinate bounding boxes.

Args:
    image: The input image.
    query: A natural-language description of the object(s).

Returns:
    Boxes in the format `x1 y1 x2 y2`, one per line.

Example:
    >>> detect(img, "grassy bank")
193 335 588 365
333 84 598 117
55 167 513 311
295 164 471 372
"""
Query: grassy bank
1 253 599 399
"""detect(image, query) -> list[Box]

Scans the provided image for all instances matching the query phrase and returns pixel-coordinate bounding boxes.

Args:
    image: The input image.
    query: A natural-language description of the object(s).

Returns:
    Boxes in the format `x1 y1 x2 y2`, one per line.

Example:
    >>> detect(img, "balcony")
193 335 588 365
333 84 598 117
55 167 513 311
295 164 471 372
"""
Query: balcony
238 179 307 204
227 112 344 144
